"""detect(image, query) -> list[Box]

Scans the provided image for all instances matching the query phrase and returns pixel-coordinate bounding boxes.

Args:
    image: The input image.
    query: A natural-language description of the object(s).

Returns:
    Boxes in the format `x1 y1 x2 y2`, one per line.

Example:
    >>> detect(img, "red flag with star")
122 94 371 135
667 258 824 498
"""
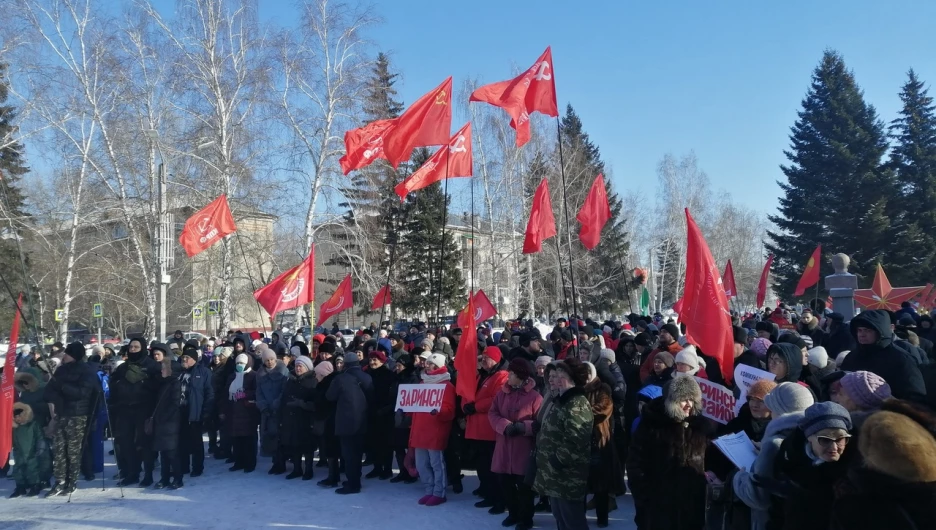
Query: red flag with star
793 245 822 297
469 47 558 147
178 194 237 258
254 248 315 317
395 122 472 201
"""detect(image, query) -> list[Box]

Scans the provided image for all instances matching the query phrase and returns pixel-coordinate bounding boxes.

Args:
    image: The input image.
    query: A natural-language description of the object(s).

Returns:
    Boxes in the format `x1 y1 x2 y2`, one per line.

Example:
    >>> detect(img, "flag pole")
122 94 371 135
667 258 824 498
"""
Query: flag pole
435 147 452 327
814 249 821 311
553 237 570 315
555 119 579 317
234 231 268 336
378 242 396 331
470 164 475 296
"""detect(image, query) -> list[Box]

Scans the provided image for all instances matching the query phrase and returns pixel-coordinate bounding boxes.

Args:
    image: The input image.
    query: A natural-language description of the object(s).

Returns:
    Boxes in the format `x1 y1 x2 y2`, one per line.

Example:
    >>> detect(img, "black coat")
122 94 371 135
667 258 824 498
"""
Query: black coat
823 325 856 358
842 310 927 401
109 354 161 419
44 360 99 418
831 468 936 530
211 359 230 416
326 363 373 437
151 373 182 452
224 370 259 437
181 364 214 423
368 364 396 437
312 373 339 457
278 372 316 448
626 397 712 530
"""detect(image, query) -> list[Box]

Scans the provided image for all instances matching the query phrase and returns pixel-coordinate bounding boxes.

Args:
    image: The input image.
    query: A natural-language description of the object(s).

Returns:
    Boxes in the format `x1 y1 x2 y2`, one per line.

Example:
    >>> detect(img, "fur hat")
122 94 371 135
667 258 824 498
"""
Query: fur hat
508 357 533 380
12 402 33 426
654 351 675 368
733 325 748 345
860 400 936 483
841 371 891 410
553 358 589 387
663 376 702 421
426 353 447 370
294 356 314 373
806 346 828 369
764 382 814 415
750 338 772 358
318 342 336 355
747 379 777 401
634 332 651 347
368 350 388 364
755 321 773 334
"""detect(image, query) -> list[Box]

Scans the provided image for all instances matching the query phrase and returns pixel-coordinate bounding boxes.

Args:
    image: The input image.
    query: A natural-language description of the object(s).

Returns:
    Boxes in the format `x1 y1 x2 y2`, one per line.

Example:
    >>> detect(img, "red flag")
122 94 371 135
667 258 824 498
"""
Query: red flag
317 274 353 327
756 255 774 308
457 289 498 327
470 47 558 147
793 245 822 297
254 248 315 316
178 194 237 258
395 122 472 201
723 260 737 299
370 284 392 311
680 209 733 383
576 174 611 250
522 178 557 254
340 77 453 173
454 295 478 402
0 294 23 465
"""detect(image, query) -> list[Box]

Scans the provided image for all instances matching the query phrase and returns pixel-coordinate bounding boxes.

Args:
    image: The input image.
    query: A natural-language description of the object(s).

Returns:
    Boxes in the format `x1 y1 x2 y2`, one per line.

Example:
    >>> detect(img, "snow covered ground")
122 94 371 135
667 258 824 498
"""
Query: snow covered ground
0 442 636 529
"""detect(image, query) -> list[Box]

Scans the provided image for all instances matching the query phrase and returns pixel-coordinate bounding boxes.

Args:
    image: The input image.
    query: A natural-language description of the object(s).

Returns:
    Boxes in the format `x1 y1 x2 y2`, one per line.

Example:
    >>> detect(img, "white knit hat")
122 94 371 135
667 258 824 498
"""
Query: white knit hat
674 345 704 371
235 353 249 366
806 346 828 369
426 353 447 369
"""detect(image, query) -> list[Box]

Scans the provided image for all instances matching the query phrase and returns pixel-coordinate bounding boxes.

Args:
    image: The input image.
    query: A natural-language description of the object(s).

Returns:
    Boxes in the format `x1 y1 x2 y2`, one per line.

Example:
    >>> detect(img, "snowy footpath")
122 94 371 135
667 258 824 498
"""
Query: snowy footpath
0 443 636 529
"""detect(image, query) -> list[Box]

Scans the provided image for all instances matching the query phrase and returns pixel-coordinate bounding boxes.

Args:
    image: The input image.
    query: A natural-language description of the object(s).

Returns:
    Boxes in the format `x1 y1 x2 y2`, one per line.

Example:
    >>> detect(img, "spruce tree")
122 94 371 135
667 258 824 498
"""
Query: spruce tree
394 148 464 319
766 51 891 298
887 69 936 285
0 63 33 332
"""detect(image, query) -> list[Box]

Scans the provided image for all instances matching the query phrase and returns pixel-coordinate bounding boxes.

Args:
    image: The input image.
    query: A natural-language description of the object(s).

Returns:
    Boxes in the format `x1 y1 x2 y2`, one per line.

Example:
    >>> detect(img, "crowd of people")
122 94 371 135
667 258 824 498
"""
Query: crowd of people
4 301 936 530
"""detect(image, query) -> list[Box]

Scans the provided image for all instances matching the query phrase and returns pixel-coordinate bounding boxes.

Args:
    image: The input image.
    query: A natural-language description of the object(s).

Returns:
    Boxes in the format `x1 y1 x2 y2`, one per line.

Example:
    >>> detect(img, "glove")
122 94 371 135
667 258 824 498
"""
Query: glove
509 421 526 436
430 409 438 416
548 454 563 470
286 398 303 408
463 403 477 415
531 420 541 435
503 423 520 437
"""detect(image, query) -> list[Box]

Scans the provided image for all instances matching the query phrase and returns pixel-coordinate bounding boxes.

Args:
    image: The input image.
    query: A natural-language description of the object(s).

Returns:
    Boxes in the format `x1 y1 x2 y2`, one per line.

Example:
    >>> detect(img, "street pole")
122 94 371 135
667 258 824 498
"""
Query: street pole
158 162 168 341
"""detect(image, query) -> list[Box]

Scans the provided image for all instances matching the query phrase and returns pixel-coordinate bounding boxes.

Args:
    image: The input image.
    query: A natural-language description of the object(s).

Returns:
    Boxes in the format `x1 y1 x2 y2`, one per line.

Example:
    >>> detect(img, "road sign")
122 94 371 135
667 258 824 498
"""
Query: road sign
193 306 204 319
207 300 220 315
55 309 63 322
92 303 103 318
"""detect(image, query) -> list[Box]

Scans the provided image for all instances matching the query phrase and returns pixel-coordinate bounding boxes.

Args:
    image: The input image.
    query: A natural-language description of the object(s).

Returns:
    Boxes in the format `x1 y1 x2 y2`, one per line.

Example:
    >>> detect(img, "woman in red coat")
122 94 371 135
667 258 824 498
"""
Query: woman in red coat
464 346 510 514
409 353 455 506
489 358 543 530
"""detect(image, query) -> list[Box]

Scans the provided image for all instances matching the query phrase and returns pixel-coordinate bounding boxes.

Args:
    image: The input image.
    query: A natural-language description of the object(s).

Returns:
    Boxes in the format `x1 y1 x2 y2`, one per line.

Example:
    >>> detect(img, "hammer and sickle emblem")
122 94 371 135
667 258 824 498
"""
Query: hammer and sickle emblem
534 61 552 81
449 134 467 154
435 89 448 105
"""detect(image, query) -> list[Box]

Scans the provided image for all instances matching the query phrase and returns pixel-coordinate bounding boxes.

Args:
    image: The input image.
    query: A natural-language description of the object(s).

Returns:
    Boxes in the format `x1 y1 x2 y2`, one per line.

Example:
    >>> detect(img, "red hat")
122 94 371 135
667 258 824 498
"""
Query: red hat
313 334 326 344
368 350 388 363
249 331 261 341
483 346 502 363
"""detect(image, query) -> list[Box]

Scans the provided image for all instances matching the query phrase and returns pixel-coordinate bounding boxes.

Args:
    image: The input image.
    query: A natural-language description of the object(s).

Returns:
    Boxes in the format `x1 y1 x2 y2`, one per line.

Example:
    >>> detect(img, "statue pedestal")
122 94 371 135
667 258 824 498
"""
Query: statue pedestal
825 273 857 321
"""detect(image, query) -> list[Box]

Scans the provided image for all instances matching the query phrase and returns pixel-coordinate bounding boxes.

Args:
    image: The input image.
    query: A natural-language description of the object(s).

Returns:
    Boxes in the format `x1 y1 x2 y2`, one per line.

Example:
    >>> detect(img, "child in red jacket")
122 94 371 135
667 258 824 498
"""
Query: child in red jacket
409 353 455 506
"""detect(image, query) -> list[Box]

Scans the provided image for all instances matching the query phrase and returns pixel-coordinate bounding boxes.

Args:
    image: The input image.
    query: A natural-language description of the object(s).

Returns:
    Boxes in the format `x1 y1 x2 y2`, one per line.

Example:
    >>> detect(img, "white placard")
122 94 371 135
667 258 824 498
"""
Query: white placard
394 384 446 413
733 364 776 414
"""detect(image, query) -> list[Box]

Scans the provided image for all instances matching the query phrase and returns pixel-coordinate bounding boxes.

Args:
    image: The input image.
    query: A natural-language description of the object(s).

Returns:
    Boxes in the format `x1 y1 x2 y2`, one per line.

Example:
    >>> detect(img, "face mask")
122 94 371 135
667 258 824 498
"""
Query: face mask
235 364 246 373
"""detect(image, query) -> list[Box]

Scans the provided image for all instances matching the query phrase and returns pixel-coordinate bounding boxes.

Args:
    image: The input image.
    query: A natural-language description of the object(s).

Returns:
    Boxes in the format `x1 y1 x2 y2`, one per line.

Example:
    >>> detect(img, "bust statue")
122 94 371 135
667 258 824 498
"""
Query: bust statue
831 253 850 275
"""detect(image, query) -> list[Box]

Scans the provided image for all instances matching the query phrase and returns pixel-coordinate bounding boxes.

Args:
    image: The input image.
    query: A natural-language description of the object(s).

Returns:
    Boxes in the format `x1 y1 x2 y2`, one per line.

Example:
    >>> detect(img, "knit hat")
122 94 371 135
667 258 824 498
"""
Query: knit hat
426 353 447 370
835 350 850 367
235 353 249 366
91 344 105 356
750 338 772 358
312 334 326 344
313 359 334 378
764 382 814 415
654 351 675 368
535 355 552 368
369 350 388 364
800 401 853 438
806 346 828 369
755 321 773 334
181 348 199 364
840 371 892 410
64 342 86 363
216 346 233 358
674 345 702 370
482 346 502 363
508 357 534 380
634 332 651 347
660 323 680 339
637 384 663 402
260 348 276 362
294 355 314 373
747 379 777 401
598 348 615 364
418 350 432 360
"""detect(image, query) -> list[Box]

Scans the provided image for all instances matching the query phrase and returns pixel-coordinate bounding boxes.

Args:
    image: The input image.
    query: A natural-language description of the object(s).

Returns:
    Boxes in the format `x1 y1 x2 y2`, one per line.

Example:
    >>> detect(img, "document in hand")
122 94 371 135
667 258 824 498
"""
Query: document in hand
713 431 758 471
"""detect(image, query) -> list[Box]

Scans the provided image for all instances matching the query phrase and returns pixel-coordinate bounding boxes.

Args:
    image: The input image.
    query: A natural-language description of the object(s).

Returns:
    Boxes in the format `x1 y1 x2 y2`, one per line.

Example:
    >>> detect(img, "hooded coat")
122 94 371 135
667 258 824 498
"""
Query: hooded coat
109 348 160 420
44 359 99 418
151 365 182 453
465 358 510 441
626 391 711 530
11 403 44 486
533 386 593 500
842 310 927 401
15 372 50 428
489 378 542 476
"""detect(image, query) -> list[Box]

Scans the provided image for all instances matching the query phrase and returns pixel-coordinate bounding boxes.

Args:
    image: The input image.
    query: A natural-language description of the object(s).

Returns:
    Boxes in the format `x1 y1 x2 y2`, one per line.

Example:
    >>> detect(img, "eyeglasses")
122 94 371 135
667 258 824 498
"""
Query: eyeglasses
816 435 851 448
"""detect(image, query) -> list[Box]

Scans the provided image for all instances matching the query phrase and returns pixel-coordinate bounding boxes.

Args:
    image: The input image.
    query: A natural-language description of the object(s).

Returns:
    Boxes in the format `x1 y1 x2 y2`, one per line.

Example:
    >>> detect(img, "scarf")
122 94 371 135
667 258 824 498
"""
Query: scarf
421 366 451 385
229 366 252 401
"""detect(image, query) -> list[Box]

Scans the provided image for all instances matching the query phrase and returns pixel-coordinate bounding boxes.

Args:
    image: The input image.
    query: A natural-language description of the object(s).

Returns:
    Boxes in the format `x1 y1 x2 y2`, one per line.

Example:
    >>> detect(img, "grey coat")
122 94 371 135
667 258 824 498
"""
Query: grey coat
732 411 805 530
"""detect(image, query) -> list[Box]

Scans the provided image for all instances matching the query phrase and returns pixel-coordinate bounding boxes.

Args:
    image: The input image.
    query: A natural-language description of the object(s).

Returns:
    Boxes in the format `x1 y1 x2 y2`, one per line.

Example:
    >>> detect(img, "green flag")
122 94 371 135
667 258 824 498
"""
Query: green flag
639 286 650 315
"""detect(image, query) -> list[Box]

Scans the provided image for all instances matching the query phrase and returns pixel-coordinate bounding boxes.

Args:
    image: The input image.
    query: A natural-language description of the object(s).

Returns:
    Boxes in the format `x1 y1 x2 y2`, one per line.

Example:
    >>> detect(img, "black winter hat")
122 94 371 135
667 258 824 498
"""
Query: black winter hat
755 321 773 333
660 323 680 339
634 332 651 347
151 342 169 357
65 342 86 362
581 325 596 338
732 325 748 345
318 342 336 355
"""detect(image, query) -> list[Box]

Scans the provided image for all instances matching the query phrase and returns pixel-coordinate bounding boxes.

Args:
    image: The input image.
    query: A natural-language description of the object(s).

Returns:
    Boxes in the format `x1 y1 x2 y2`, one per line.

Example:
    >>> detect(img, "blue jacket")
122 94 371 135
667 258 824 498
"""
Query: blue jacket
181 364 215 423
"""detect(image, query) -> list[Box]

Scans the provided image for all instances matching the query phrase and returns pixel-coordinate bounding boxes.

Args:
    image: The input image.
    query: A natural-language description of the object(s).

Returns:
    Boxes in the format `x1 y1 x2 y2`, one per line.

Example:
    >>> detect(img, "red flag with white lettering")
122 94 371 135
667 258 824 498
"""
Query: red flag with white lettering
454 295 478 402
470 47 558 147
340 77 453 173
178 194 237 258
522 178 557 254
457 289 498 328
681 209 734 383
254 248 315 317
0 294 23 465
395 122 472 201
317 274 354 327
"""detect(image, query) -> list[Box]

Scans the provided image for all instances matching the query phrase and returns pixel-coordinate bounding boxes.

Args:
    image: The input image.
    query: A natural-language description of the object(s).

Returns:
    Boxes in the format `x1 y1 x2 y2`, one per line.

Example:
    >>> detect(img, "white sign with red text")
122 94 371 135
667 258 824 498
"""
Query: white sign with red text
694 377 737 425
395 384 446 413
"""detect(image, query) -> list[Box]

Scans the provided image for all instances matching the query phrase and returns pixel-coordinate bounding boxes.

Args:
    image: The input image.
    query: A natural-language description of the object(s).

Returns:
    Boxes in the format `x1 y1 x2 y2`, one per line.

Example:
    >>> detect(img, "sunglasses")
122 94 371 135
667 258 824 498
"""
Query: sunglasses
816 434 851 448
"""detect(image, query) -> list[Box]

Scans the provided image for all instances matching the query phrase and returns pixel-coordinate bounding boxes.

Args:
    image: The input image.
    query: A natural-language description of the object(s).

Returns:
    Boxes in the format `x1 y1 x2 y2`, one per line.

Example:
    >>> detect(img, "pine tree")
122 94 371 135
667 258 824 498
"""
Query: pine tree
887 69 936 285
766 51 892 298
394 148 464 318
0 63 33 332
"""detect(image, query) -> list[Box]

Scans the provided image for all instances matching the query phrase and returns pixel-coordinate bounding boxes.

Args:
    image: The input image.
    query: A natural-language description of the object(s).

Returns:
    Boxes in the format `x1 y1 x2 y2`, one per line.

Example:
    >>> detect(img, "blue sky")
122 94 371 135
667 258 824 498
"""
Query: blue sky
255 0 936 215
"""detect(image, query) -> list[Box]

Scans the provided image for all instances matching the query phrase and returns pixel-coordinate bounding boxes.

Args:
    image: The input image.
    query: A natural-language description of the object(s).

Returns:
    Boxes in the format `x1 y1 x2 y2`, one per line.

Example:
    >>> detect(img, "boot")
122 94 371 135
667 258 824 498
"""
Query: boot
9 486 26 498
451 476 463 493
285 467 303 480
45 482 66 497
26 485 43 497
316 458 328 468
154 479 169 489
139 473 154 488
317 478 339 488
63 482 77 495
168 479 184 490
116 476 139 487
364 468 381 479
302 466 315 481
389 472 410 483
269 464 286 475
